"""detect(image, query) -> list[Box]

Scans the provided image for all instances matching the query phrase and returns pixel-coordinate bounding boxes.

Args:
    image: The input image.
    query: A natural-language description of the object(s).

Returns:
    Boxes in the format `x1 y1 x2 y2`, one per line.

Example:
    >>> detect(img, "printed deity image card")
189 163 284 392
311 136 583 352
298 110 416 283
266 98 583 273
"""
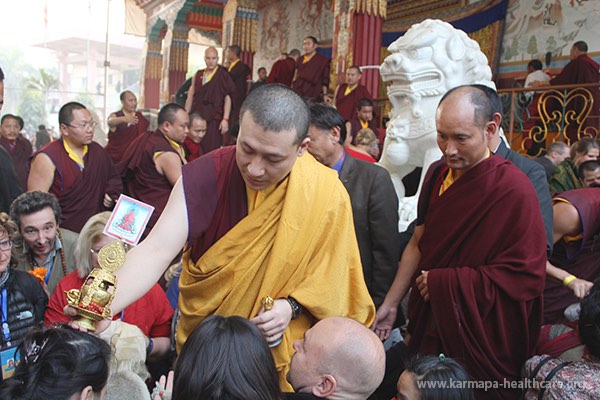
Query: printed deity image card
104 194 154 246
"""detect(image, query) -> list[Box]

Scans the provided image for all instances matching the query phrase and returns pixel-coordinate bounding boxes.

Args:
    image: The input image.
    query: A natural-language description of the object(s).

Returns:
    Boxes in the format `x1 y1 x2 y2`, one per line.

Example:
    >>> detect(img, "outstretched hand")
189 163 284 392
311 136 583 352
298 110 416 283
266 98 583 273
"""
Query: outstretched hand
251 299 293 345
567 278 593 299
64 305 112 334
371 303 398 341
153 370 174 400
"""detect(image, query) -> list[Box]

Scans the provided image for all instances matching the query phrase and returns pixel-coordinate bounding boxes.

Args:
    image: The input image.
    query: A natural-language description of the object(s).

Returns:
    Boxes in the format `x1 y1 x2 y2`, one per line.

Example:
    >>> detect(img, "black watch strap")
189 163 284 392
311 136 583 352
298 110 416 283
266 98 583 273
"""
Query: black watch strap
287 297 302 320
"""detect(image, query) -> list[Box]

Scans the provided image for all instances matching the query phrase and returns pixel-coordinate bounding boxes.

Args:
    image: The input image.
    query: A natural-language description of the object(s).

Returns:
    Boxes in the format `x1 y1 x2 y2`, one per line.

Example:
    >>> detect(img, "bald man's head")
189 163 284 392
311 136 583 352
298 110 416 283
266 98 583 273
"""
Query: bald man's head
287 317 385 399
205 46 219 70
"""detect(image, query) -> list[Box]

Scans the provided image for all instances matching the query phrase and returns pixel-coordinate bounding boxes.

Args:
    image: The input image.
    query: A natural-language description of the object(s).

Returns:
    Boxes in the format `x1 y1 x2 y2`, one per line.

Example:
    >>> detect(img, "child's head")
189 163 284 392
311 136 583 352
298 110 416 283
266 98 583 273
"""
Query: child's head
396 354 474 400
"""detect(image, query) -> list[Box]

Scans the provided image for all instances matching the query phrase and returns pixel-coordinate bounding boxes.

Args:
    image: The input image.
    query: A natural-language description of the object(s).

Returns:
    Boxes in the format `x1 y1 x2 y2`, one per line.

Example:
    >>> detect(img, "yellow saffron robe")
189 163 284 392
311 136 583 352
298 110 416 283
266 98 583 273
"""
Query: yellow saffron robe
178 151 375 389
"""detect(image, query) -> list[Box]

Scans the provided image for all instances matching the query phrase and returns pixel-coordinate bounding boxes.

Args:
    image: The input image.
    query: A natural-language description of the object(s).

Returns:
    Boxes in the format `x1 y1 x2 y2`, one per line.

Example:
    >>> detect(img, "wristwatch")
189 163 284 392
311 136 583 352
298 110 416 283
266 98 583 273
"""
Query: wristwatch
286 297 302 320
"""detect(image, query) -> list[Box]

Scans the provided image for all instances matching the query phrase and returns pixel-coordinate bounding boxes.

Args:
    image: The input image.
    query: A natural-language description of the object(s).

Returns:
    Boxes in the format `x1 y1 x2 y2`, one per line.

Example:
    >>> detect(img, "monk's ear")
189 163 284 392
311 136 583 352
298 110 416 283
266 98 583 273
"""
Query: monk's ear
297 137 310 157
59 123 69 137
312 374 337 398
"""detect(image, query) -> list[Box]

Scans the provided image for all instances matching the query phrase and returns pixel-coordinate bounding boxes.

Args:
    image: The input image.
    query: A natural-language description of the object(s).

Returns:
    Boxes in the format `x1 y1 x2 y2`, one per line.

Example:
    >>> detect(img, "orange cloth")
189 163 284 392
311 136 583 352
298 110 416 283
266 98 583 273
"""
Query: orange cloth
178 153 375 390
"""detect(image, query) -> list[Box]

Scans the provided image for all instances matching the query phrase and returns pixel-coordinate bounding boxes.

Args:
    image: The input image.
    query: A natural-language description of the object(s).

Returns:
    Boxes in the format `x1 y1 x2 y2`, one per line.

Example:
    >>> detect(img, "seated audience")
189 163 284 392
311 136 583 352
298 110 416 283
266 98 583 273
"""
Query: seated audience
286 317 385 399
523 279 600 398
549 138 599 194
170 315 282 400
345 128 379 162
534 141 569 179
0 325 111 399
44 212 172 359
0 212 47 354
396 355 475 400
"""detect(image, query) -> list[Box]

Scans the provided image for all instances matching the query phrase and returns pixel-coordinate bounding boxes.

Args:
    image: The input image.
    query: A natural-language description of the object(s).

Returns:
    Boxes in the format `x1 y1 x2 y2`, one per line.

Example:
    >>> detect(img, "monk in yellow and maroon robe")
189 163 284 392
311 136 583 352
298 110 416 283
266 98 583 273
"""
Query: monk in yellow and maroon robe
335 83 371 122
0 133 32 190
267 55 296 86
105 110 149 164
292 52 330 102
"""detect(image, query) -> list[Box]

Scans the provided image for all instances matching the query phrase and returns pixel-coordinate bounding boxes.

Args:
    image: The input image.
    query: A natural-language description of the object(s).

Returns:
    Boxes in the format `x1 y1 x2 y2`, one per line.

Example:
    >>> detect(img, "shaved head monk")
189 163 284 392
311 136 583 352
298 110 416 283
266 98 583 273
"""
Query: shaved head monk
28 102 122 232
333 66 372 122
185 46 235 153
77 84 375 391
372 85 547 399
105 91 149 164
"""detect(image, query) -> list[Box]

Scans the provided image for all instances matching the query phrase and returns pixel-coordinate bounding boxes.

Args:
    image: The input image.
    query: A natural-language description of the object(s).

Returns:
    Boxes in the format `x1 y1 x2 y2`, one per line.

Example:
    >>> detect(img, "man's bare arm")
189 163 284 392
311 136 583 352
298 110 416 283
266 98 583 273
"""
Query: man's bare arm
155 152 183 186
28 153 55 191
185 75 196 113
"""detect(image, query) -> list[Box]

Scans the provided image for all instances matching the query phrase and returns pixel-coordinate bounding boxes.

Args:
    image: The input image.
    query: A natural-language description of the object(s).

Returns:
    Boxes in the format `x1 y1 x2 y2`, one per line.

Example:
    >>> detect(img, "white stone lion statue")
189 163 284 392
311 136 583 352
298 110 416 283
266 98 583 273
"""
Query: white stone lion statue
379 19 495 229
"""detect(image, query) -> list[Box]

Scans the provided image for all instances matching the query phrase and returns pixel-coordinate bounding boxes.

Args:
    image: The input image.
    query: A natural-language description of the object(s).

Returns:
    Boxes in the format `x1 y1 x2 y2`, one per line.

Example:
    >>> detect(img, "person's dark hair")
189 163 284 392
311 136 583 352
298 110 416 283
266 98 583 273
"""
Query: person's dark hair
158 103 186 126
357 97 374 110
573 41 588 53
119 90 134 101
1 114 18 125
579 159 600 177
9 191 61 230
579 278 600 358
289 49 301 58
258 67 266 74
348 65 362 74
58 102 87 126
228 45 241 57
305 36 318 45
0 325 111 400
229 121 240 139
172 315 282 400
38 124 46 131
189 112 206 124
527 59 543 71
571 138 600 159
15 116 24 131
310 102 346 145
240 84 310 145
440 85 497 129
0 66 4 81
406 355 475 400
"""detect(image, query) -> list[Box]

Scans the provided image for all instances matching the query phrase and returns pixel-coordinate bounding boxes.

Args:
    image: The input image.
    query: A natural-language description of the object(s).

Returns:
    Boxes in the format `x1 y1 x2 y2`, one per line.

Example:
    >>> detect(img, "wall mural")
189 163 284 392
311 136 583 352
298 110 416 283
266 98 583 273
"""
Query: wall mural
253 0 333 78
500 0 600 79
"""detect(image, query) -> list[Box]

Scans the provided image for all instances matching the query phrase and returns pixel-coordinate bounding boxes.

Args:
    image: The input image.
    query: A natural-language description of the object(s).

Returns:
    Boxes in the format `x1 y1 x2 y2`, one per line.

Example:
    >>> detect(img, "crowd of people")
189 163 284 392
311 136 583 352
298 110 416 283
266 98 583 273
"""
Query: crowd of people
0 36 598 400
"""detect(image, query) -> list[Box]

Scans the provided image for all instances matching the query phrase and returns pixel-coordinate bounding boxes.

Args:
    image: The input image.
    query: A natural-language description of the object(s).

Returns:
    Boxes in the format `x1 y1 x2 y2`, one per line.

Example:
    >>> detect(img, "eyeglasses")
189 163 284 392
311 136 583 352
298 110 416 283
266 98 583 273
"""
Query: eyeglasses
67 120 97 131
0 240 13 251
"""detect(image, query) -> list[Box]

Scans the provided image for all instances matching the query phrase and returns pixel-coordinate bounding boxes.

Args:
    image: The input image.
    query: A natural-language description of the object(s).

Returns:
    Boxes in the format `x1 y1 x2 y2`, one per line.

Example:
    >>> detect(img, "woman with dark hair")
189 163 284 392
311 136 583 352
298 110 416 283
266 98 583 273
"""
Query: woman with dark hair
157 315 282 400
0 212 47 372
396 354 475 400
0 325 111 399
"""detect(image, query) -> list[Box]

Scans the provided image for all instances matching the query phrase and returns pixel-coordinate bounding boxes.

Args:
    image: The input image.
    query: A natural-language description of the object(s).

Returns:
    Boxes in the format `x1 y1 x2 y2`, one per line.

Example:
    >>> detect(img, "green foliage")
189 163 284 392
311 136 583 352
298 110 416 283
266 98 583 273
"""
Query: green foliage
18 90 45 129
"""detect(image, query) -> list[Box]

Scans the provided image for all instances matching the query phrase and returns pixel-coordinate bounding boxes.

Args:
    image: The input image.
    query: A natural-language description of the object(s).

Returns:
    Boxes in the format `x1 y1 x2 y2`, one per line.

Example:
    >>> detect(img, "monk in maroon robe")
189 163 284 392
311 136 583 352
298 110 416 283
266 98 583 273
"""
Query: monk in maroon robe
28 102 122 233
373 86 546 400
334 66 372 122
345 98 378 146
119 103 188 237
105 91 149 164
226 45 251 145
1 114 32 190
267 51 298 86
186 47 235 153
543 188 600 324
182 113 207 163
550 41 600 144
292 37 330 101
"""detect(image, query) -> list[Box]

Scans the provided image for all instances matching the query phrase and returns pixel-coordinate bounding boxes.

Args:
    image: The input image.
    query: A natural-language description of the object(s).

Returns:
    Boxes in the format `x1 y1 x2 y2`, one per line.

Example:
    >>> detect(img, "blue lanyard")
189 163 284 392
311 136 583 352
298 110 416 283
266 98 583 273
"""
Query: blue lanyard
44 261 54 285
1 287 11 345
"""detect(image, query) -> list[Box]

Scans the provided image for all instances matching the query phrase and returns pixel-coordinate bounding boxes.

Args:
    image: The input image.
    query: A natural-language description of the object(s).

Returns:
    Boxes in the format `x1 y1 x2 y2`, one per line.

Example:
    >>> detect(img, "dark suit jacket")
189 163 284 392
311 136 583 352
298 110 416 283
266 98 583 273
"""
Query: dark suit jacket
495 140 554 255
339 154 399 307
228 60 251 124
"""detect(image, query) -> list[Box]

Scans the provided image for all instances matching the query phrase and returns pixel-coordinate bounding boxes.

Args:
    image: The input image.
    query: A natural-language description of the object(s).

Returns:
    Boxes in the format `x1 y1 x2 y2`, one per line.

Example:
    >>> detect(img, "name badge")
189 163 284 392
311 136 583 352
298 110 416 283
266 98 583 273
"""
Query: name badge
1 345 19 380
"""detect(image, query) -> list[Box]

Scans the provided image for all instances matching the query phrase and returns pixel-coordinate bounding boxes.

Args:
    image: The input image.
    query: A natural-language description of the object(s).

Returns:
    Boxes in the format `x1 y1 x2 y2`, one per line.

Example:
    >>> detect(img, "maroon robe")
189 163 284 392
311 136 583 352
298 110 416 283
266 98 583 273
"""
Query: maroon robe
0 134 32 190
183 136 203 163
410 156 546 400
34 140 122 233
182 146 247 263
544 188 600 324
292 53 330 101
267 57 296 86
190 66 236 153
119 130 184 236
335 84 372 122
550 54 600 143
228 60 251 126
348 116 378 145
105 110 149 164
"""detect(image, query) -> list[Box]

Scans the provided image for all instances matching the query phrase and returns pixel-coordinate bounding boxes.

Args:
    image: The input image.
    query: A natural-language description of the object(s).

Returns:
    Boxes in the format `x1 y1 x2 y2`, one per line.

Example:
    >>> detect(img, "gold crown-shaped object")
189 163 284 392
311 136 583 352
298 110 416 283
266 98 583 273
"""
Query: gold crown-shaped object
65 241 125 331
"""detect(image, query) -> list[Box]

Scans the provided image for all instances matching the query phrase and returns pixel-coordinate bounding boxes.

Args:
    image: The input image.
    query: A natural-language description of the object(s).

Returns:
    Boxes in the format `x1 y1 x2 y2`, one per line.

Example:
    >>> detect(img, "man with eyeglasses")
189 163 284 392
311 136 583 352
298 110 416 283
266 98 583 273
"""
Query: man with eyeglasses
28 102 122 233
9 191 77 296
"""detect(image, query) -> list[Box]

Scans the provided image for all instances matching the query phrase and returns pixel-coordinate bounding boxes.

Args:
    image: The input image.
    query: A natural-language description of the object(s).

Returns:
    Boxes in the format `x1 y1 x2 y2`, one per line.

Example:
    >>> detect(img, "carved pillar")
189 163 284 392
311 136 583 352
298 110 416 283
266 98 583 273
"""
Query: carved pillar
168 23 190 98
224 0 258 72
352 0 385 97
143 36 163 109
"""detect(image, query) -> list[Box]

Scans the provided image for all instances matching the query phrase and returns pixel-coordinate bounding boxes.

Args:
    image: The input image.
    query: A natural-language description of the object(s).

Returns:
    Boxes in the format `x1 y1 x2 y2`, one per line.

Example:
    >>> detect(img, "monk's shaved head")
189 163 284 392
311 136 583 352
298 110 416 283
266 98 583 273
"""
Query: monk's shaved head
205 47 218 57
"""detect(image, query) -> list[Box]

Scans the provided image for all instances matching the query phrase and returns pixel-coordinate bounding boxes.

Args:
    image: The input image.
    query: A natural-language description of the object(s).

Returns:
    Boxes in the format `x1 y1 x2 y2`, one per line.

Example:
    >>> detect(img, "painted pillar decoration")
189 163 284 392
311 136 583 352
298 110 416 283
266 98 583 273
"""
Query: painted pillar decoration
332 0 385 97
224 0 258 71
144 35 164 109
168 23 190 98
353 0 385 97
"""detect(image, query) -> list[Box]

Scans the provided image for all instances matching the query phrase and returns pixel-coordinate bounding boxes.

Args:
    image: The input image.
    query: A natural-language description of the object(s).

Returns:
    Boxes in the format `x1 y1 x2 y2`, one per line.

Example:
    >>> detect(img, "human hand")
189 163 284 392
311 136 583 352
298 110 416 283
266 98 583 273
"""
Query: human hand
103 193 115 208
63 305 112 334
250 298 293 344
371 302 398 341
219 119 229 135
125 114 139 125
152 370 174 400
567 278 593 298
416 270 429 302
